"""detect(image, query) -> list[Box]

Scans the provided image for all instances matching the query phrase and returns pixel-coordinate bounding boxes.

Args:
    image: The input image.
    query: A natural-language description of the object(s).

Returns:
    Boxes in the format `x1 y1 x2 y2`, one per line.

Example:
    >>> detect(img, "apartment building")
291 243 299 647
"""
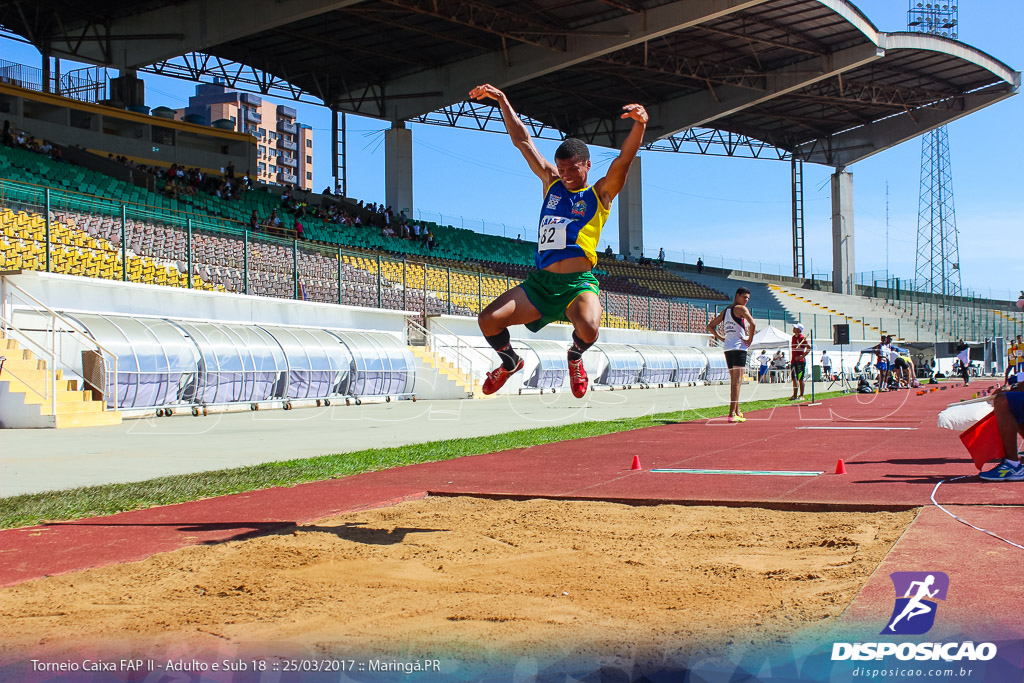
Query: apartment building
176 82 313 191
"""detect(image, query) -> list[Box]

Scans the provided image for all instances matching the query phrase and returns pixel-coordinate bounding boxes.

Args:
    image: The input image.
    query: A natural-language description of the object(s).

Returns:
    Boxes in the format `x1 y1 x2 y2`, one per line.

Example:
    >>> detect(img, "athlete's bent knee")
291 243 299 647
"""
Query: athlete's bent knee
478 310 502 336
575 323 599 345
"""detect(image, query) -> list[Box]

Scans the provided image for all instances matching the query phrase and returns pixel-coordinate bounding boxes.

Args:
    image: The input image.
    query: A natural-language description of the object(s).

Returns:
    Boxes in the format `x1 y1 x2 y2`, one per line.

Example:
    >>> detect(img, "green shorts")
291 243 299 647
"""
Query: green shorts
520 269 600 333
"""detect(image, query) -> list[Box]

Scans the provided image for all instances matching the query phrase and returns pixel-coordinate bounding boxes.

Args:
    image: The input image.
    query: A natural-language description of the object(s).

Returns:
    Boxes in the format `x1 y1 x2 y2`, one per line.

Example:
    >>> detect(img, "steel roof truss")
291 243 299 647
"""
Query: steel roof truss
44 0 368 69
796 84 1016 166
351 0 772 120
647 41 882 143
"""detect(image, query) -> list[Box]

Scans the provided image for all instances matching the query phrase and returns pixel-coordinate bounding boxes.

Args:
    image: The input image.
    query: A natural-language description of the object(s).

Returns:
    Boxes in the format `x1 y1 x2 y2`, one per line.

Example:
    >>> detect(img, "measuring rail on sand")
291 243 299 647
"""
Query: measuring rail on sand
651 468 823 477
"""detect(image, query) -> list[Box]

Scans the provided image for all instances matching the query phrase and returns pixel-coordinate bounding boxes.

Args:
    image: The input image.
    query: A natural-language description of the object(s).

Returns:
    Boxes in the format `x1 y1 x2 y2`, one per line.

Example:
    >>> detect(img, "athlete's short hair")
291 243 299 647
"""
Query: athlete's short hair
735 287 750 297
555 138 590 162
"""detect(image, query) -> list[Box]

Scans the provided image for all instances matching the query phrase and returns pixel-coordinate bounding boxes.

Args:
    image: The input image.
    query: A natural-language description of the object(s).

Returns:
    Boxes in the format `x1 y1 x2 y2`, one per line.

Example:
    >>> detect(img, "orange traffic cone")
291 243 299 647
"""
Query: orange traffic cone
835 459 848 475
630 455 642 470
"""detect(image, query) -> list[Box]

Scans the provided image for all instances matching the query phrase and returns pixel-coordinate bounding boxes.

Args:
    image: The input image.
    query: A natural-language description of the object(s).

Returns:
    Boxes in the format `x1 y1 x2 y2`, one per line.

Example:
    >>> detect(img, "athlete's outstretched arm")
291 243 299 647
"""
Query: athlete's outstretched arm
595 104 648 207
469 84 556 184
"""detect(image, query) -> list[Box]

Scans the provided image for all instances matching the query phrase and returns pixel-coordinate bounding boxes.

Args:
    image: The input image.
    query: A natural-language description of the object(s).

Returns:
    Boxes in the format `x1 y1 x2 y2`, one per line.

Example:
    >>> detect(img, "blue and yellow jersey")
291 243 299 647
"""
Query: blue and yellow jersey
535 179 610 270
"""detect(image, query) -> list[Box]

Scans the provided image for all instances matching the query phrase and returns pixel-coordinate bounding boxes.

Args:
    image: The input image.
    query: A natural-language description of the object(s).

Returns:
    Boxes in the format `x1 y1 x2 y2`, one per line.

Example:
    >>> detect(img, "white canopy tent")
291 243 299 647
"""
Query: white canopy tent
749 326 791 350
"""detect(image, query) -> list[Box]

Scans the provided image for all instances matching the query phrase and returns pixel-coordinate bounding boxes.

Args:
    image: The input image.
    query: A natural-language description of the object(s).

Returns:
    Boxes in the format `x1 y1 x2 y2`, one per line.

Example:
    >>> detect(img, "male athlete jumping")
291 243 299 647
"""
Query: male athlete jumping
469 83 648 397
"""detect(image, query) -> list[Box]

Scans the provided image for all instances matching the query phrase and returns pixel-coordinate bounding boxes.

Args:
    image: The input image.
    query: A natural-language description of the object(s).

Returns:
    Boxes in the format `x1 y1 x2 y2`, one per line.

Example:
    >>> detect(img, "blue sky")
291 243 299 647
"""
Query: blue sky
2 0 1021 299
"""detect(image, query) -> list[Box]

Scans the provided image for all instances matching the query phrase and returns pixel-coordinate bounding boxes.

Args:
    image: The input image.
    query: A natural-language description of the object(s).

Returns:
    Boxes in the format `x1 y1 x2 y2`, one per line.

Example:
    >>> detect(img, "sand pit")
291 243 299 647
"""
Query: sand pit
0 497 915 668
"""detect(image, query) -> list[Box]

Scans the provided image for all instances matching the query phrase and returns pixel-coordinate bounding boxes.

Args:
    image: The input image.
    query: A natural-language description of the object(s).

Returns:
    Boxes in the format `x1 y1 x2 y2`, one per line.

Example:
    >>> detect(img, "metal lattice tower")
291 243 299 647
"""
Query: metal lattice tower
910 1 963 301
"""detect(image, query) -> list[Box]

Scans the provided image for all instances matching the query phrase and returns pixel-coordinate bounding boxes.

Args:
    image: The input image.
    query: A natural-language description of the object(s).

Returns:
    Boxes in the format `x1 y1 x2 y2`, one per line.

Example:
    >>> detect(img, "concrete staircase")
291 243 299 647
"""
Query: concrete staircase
408 345 486 400
767 284 942 344
0 330 121 428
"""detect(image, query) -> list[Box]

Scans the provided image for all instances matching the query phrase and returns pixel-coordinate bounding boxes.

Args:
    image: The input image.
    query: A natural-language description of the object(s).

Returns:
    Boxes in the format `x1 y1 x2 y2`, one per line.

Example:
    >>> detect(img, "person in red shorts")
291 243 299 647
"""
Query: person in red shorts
789 322 810 400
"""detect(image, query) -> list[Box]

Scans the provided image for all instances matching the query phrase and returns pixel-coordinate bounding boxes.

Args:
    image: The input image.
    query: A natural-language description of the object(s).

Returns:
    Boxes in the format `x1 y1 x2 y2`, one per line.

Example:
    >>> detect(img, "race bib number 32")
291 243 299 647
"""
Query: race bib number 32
538 216 570 251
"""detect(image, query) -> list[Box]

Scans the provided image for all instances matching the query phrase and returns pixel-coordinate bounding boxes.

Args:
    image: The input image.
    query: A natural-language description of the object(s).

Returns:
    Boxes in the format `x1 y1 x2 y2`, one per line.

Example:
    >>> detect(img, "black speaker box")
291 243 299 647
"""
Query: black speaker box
833 324 850 345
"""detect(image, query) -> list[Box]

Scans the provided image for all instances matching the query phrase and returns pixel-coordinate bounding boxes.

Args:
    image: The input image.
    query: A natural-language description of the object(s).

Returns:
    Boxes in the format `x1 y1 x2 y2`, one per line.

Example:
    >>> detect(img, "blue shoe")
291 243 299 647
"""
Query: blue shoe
979 459 1024 482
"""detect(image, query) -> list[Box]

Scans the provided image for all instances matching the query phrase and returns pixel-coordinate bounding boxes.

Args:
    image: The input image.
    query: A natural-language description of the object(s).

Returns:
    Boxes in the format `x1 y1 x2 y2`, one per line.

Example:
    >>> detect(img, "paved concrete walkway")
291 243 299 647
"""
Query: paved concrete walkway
0 381 802 497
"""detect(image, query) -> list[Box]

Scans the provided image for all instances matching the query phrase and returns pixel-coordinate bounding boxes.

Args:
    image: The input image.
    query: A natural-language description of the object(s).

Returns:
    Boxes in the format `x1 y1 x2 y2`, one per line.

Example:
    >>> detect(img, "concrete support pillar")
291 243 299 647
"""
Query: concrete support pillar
831 169 855 294
42 52 51 94
617 156 643 259
108 69 145 109
385 123 413 217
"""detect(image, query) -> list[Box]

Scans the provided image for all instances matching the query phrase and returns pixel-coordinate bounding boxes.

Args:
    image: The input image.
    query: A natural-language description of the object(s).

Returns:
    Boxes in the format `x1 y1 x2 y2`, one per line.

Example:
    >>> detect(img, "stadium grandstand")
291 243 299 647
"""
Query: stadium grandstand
0 0 1021 429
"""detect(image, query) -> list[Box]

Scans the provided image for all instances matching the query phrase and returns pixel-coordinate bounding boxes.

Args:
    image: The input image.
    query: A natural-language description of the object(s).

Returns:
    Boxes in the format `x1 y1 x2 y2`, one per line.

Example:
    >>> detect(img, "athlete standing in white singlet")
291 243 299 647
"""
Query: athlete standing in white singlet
707 287 756 423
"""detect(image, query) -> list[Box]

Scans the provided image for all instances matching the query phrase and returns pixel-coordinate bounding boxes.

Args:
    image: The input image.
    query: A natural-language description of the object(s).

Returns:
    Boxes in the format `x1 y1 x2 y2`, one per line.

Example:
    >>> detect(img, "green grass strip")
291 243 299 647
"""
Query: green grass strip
0 391 846 529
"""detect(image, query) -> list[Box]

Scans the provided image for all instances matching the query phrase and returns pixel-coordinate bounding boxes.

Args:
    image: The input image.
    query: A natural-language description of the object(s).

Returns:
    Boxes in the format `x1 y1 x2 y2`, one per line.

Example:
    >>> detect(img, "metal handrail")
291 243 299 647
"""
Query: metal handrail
407 317 492 383
0 274 119 413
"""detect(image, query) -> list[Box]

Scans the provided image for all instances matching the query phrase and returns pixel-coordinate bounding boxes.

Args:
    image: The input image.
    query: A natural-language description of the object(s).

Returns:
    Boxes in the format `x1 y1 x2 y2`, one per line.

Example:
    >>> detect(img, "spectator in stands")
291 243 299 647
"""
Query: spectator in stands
977 382 1024 482
267 209 281 233
226 161 235 179
756 349 770 383
468 82 647 399
1 120 12 147
49 147 63 163
789 323 810 400
163 178 181 200
425 227 435 251
294 217 305 240
697 257 704 274
323 186 333 195
249 210 260 233
605 244 613 257
658 247 665 263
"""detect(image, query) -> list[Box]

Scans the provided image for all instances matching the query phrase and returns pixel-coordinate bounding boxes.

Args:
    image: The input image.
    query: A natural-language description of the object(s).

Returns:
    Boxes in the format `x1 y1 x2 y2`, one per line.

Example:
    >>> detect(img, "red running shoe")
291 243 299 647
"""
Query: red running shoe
568 354 589 398
482 358 524 395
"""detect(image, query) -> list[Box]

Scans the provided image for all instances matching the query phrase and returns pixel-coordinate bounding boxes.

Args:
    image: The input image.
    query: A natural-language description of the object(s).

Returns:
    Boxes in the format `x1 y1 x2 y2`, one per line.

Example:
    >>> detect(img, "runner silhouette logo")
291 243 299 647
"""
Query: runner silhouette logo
883 572 949 635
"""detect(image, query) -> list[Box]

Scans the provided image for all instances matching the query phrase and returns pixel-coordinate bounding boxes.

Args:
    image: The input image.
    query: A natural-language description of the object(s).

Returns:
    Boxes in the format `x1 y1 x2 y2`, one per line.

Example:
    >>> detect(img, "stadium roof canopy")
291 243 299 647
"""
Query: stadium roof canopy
2 0 1019 167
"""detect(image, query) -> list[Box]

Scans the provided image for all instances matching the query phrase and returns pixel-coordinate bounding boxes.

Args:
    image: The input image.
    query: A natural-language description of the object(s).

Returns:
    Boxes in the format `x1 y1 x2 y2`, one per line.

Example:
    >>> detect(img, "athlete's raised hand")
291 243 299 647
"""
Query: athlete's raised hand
594 103 648 206
469 84 557 184
469 84 507 103
620 103 648 124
